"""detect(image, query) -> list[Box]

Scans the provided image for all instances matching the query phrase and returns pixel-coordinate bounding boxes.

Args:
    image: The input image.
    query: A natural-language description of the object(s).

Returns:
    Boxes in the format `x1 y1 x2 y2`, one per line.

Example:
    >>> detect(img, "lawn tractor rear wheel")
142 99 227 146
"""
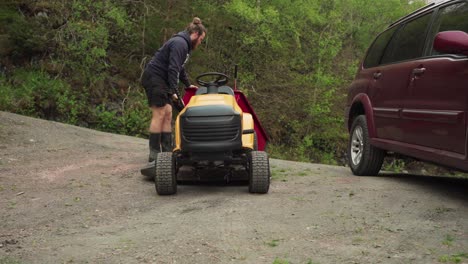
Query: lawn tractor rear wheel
155 152 177 195
248 151 270 194
253 131 258 151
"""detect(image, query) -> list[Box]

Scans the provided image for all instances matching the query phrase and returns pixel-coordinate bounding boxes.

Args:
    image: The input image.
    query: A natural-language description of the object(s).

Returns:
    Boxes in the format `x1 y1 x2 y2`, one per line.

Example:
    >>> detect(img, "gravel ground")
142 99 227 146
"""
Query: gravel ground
0 111 467 264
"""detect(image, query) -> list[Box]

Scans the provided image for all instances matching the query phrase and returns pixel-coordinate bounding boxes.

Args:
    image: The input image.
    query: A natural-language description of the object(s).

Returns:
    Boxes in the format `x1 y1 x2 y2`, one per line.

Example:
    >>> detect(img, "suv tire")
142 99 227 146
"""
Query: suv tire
348 115 385 176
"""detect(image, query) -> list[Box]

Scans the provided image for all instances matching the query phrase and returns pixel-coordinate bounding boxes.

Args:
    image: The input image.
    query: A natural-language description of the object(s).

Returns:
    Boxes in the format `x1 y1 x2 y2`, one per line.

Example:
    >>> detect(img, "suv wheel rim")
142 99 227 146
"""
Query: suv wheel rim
351 126 364 165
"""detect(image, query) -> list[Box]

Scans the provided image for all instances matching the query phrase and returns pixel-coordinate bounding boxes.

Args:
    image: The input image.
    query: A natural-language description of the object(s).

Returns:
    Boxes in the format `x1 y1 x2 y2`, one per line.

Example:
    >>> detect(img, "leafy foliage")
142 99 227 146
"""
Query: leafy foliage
0 70 83 123
0 0 425 164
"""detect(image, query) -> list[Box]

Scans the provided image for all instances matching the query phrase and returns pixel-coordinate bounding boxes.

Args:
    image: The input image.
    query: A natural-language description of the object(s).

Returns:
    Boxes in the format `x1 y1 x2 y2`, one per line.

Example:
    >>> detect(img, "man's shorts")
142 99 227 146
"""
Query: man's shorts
141 70 172 107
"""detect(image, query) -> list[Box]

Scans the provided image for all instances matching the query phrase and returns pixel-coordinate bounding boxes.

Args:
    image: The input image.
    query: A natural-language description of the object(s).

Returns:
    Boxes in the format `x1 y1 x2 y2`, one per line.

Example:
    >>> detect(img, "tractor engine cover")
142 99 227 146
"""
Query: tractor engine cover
180 104 242 152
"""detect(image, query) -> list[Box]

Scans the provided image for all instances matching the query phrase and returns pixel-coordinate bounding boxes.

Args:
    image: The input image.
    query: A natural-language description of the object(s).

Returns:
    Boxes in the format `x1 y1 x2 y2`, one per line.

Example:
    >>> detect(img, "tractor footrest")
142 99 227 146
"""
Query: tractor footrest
140 161 155 178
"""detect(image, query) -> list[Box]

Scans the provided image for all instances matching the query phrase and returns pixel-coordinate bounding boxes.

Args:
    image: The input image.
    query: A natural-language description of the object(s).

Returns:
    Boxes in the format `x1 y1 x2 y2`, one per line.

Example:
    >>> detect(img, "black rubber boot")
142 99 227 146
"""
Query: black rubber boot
161 132 173 152
149 133 161 162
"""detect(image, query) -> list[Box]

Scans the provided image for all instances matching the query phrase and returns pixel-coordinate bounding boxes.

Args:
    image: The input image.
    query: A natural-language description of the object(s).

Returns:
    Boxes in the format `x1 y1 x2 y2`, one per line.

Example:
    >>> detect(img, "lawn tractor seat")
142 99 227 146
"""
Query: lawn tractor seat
195 86 208 95
194 86 234 96
218 86 234 96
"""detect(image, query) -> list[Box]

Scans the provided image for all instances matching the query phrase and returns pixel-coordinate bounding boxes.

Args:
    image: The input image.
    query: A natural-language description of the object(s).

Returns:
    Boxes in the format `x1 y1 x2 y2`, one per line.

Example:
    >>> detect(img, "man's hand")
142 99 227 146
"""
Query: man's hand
187 85 198 90
172 93 185 112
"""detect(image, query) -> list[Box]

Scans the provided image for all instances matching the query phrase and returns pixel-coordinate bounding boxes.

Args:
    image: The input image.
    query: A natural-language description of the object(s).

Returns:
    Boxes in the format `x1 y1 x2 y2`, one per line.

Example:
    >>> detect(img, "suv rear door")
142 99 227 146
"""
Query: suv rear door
400 2 468 155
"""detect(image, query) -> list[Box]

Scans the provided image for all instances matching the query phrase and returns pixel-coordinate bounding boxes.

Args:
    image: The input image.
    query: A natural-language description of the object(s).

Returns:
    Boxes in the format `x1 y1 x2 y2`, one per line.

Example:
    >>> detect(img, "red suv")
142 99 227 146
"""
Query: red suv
345 0 468 175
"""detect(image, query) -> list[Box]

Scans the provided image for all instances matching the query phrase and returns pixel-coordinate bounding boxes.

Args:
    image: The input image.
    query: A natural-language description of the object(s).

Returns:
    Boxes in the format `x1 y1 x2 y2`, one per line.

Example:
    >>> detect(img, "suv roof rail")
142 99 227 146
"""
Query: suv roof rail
388 2 436 28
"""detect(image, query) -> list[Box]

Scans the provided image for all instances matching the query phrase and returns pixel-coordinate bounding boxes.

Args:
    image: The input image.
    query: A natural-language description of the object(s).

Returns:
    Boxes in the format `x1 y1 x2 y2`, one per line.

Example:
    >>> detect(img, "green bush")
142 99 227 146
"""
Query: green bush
92 90 149 137
0 7 49 58
121 100 150 137
0 70 83 124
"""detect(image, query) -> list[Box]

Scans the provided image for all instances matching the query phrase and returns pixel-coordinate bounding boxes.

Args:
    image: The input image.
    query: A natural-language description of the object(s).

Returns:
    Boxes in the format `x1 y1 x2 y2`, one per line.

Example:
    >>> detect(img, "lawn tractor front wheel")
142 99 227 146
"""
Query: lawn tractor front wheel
248 151 270 194
155 152 177 195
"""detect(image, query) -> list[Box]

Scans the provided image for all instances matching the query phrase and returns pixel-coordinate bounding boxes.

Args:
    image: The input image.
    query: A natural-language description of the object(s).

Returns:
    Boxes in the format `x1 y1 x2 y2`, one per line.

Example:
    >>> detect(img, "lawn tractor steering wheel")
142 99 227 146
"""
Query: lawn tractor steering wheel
196 72 229 87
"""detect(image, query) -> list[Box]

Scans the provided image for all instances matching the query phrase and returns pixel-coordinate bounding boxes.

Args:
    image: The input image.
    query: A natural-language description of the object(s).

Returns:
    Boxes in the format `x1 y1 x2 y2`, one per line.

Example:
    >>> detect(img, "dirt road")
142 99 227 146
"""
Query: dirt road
0 111 467 264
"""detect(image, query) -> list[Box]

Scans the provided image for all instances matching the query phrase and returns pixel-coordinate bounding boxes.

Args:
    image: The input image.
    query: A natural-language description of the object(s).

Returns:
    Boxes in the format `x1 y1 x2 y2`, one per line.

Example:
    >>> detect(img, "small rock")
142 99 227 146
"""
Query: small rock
4 239 18 245
36 11 48 18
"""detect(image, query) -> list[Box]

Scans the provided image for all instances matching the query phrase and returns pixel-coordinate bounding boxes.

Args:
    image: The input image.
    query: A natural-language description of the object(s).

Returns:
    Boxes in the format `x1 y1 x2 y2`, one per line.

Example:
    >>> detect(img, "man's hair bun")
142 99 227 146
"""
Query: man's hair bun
193 17 202 25
186 17 206 34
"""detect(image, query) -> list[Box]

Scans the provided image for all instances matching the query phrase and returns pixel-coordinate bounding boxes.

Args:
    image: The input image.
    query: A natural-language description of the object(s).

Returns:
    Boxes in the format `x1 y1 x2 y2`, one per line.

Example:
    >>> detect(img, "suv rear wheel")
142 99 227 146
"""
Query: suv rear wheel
348 115 385 176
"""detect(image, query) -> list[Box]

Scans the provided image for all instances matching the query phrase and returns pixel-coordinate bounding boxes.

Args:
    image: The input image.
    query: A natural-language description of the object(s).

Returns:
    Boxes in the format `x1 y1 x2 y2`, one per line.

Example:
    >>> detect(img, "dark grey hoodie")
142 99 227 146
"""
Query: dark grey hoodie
146 31 192 94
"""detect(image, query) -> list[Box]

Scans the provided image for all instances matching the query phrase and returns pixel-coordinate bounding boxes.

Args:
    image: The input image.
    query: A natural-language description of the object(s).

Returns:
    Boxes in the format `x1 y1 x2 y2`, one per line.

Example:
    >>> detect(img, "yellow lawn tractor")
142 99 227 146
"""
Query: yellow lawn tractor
153 72 270 195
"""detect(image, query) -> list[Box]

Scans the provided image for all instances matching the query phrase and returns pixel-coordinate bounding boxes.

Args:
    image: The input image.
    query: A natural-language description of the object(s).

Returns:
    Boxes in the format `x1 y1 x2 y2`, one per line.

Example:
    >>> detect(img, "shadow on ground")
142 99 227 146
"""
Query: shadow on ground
379 172 468 202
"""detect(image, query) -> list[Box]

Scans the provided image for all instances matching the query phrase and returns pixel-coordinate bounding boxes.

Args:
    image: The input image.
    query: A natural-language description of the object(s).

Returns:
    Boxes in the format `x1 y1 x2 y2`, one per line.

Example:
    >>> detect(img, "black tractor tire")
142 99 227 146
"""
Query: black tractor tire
348 115 385 176
155 152 177 195
248 151 270 194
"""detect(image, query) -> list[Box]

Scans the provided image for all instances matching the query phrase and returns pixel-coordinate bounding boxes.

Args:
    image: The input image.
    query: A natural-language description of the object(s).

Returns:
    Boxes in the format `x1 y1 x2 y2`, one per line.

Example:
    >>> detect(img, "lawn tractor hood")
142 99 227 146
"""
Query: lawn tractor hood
179 104 242 152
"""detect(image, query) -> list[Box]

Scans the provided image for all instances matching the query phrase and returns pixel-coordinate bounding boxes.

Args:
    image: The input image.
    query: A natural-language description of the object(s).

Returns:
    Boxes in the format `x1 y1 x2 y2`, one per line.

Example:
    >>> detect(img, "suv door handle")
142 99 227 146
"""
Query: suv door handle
373 72 382 79
412 67 426 75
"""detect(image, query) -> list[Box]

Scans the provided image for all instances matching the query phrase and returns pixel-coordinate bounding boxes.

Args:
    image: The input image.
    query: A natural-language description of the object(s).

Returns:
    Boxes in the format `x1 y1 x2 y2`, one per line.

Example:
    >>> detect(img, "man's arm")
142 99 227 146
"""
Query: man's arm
167 39 188 94
179 68 190 88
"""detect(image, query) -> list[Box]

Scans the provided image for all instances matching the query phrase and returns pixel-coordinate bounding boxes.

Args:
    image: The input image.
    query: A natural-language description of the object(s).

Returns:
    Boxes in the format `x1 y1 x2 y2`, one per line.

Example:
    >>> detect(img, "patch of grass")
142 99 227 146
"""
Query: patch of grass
271 169 287 182
118 238 135 250
100 181 112 187
8 201 16 209
383 158 406 173
290 197 305 201
272 258 289 264
438 253 468 263
298 171 308 176
266 239 280 247
354 227 363 234
434 207 454 214
0 256 22 264
442 234 455 247
352 237 364 245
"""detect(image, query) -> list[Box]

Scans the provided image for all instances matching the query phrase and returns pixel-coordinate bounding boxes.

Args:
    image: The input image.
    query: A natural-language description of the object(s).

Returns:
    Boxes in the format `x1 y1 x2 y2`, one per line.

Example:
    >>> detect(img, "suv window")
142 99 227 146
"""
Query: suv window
429 2 468 55
382 12 432 63
363 26 398 68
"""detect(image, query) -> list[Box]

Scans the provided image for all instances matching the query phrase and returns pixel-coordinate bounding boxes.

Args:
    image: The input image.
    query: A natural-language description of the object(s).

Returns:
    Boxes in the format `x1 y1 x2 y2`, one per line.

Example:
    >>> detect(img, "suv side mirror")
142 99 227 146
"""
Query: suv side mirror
433 31 468 56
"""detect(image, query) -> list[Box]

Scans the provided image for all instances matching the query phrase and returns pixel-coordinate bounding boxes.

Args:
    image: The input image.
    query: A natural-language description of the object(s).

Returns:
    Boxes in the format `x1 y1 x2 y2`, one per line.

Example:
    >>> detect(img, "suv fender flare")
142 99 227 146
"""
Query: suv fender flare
350 93 377 138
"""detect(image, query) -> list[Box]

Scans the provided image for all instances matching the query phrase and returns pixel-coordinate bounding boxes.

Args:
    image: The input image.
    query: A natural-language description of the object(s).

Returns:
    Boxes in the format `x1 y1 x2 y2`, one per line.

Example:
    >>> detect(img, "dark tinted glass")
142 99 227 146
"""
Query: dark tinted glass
387 13 432 62
430 2 468 55
363 27 397 68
